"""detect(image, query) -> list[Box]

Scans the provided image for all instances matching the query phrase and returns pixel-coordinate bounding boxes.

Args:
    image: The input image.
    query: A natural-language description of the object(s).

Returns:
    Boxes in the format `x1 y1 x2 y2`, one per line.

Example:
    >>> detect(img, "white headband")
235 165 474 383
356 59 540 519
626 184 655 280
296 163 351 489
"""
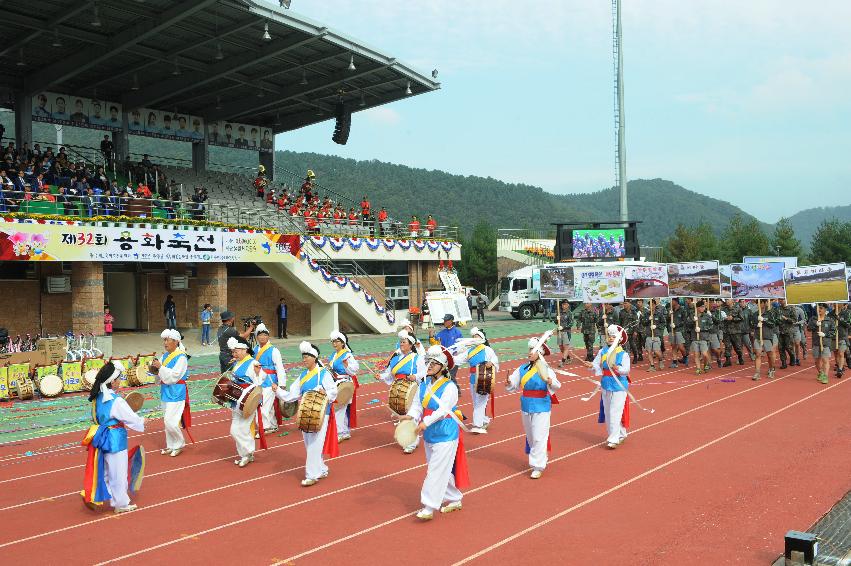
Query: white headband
330 330 347 344
161 329 180 341
426 345 447 366
471 327 485 340
398 330 416 345
299 340 319 358
255 323 270 335
227 337 248 350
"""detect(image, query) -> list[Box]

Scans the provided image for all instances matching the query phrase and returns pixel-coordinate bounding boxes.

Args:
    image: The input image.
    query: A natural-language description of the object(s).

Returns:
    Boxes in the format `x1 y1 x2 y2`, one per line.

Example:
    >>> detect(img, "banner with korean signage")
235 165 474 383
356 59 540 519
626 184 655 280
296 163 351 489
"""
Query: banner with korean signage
0 219 300 263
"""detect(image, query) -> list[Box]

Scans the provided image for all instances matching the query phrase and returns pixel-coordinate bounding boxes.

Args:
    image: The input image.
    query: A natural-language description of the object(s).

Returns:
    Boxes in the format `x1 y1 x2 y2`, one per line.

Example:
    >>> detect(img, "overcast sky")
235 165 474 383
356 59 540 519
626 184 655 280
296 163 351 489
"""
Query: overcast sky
280 1 851 222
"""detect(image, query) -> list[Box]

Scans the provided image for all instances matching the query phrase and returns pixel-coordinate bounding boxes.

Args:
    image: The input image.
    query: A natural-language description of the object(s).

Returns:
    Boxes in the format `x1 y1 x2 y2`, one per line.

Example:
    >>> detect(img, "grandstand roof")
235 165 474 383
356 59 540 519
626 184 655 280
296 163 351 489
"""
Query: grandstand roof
0 0 440 133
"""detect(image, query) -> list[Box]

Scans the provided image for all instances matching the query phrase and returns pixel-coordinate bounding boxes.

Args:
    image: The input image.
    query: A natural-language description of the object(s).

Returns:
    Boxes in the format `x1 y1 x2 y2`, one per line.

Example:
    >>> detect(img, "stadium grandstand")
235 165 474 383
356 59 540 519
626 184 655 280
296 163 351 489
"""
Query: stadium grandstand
0 0 457 341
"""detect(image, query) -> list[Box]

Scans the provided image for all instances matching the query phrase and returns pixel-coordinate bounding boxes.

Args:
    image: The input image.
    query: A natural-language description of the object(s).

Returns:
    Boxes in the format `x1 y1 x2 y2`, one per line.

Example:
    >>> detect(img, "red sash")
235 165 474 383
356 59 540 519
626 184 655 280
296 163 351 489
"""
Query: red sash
394 373 410 380
322 408 339 458
349 376 359 428
177 380 195 443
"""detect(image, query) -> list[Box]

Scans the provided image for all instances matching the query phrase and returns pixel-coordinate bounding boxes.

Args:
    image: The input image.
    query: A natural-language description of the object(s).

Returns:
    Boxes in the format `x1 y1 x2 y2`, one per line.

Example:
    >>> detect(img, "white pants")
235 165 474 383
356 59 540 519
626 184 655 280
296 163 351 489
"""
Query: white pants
304 413 329 480
259 388 277 430
230 408 255 458
404 433 420 452
421 440 462 512
104 450 130 509
162 401 185 451
470 385 491 428
601 390 628 444
521 411 551 471
335 404 350 436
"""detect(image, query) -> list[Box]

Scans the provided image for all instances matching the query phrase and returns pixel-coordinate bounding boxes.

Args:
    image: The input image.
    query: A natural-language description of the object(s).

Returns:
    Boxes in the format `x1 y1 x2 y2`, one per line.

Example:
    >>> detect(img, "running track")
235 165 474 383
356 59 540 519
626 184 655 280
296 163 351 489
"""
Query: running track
0 343 848 565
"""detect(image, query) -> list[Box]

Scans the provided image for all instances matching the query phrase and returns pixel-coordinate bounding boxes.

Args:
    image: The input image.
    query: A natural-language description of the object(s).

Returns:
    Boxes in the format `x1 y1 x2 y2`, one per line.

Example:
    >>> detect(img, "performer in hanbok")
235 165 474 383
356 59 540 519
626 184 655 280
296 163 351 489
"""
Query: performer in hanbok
253 323 286 435
380 331 426 453
227 337 264 467
81 361 145 513
150 328 191 457
592 324 631 449
328 330 360 441
274 341 339 486
401 345 470 520
453 327 499 434
505 336 561 479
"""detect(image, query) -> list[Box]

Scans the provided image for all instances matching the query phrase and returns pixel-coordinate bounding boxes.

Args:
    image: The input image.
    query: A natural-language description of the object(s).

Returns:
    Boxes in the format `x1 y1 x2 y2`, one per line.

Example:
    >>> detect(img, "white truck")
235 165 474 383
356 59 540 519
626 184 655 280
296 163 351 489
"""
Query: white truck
498 260 660 319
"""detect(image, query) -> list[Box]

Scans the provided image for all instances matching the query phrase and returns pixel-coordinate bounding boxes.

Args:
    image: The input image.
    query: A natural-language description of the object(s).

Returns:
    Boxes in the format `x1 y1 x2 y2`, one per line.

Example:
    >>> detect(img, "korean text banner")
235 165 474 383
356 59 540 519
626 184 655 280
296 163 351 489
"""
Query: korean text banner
783 263 848 305
0 220 300 263
574 266 624 303
667 260 721 297
730 262 786 299
744 256 798 269
540 266 575 300
623 265 668 298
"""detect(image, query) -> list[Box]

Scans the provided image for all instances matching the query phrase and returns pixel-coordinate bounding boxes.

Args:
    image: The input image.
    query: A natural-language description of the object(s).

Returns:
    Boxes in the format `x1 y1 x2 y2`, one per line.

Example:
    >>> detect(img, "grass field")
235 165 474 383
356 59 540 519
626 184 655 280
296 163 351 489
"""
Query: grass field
785 279 848 304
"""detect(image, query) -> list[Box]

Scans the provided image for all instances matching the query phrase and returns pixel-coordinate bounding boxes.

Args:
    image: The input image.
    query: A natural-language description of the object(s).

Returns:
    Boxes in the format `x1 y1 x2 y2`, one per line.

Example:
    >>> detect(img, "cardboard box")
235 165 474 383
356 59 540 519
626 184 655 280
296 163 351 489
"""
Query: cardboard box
0 351 47 367
37 337 66 364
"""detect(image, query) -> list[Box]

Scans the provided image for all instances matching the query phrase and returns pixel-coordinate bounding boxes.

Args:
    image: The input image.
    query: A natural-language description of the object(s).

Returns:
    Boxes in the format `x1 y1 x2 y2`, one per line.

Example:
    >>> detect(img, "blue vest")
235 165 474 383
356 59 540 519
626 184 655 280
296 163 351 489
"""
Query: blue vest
600 346 629 392
254 344 279 388
518 362 552 414
329 349 353 376
388 351 417 377
298 367 332 415
466 344 489 385
419 378 460 444
232 356 256 385
159 351 188 403
92 395 128 453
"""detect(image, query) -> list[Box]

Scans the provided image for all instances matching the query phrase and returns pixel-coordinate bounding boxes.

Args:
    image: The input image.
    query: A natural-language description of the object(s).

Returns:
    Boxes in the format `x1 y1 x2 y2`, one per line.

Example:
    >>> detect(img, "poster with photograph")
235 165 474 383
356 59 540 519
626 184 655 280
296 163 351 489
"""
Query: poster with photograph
32 92 121 131
574 267 624 303
667 260 721 297
540 266 575 300
425 291 472 323
720 265 732 298
208 121 273 152
730 262 785 299
846 267 851 301
623 265 668 298
744 256 798 269
783 263 849 305
130 108 204 141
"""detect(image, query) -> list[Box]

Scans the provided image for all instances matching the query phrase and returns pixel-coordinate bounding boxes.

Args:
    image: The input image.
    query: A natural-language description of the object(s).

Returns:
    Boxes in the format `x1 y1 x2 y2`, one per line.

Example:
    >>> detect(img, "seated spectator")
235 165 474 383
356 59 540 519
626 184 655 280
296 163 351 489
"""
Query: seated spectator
137 183 152 199
0 181 19 212
190 186 208 220
409 215 421 237
84 187 99 217
36 185 55 202
56 185 76 216
22 184 34 201
265 188 276 204
426 214 437 237
101 189 118 216
333 206 343 226
288 202 300 216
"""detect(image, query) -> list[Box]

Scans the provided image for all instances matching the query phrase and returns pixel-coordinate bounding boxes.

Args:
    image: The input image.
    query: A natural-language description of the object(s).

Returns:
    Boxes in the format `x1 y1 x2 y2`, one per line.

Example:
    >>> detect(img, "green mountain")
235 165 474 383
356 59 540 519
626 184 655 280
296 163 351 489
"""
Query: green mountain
786 206 851 249
275 151 761 245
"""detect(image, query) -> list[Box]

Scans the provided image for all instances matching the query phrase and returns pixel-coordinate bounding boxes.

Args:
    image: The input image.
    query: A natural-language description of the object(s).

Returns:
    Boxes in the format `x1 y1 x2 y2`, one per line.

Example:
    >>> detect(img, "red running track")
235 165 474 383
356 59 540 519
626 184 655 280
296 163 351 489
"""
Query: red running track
0 349 848 565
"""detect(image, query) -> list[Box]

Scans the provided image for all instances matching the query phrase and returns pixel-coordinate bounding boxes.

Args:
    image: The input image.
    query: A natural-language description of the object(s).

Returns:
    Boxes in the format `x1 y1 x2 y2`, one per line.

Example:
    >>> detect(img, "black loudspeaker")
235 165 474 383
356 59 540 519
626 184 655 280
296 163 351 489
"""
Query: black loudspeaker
332 101 351 145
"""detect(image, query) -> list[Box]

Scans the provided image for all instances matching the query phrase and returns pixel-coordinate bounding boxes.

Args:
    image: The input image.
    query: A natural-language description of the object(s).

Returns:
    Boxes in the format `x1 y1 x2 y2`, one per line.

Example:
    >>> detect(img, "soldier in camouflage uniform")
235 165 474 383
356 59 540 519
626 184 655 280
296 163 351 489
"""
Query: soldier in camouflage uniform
643 298 667 371
808 303 836 384
635 299 647 362
739 299 756 361
668 299 688 368
557 299 574 367
690 300 715 375
576 303 600 362
828 302 850 378
752 300 779 381
617 301 640 362
776 298 798 369
709 300 726 369
722 298 745 366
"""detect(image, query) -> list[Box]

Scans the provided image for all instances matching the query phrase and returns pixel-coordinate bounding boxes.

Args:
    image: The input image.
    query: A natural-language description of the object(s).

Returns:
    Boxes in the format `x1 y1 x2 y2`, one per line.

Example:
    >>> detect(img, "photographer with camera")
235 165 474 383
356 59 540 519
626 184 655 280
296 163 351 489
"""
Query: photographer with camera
217 310 258 372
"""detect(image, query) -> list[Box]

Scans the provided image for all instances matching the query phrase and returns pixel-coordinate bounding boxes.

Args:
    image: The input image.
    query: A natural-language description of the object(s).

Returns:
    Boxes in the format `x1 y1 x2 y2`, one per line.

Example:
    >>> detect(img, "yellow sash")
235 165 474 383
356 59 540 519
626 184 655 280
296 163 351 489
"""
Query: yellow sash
391 352 415 375
422 377 449 409
233 355 254 375
468 344 485 361
299 367 320 390
331 348 350 368
161 349 183 367
254 342 272 362
601 346 623 369
519 365 538 389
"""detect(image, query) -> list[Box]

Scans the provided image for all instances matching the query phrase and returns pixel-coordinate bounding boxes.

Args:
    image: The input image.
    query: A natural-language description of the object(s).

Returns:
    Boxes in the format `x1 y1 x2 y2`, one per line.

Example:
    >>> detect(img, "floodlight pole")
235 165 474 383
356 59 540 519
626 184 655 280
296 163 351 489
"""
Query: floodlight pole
614 0 628 223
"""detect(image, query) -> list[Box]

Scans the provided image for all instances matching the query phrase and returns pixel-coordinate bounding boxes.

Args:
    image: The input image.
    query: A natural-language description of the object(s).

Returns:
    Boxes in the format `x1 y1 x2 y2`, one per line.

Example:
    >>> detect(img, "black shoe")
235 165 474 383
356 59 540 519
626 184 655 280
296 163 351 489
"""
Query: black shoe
723 360 732 367
737 357 744 365
780 362 787 369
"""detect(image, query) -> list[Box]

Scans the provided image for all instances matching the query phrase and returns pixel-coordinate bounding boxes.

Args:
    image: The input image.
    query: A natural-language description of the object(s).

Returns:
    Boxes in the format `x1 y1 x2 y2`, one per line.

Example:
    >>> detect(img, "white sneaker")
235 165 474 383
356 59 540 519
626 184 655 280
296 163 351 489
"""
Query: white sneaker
483 419 491 430
265 427 278 434
301 478 317 487
160 448 170 455
237 456 250 467
114 504 138 514
440 501 462 514
338 433 351 441
403 446 416 454
606 442 618 449
170 448 182 457
319 470 329 479
470 426 487 435
416 508 434 521
530 470 543 479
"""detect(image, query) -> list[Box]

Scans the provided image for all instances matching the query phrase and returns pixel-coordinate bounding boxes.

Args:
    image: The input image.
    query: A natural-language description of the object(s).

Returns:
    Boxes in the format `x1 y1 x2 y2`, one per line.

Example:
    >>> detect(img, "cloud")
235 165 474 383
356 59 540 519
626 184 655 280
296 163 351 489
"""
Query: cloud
363 106 401 126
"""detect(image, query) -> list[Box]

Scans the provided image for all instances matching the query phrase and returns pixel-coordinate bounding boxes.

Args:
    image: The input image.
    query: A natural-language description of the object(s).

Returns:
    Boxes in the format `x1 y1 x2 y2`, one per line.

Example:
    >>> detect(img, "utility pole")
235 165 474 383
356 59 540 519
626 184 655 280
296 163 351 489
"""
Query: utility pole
613 0 628 222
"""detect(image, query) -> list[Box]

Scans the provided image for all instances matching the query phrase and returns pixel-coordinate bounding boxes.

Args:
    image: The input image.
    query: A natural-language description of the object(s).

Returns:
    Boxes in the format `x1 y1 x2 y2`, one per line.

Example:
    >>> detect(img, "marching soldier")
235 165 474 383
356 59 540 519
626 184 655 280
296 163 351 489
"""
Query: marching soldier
709 300 725 369
691 300 715 375
829 303 850 378
669 299 688 368
739 299 756 361
576 303 600 362
635 299 648 362
722 298 745 366
752 301 779 381
617 301 640 362
777 299 798 369
643 298 667 371
808 303 836 384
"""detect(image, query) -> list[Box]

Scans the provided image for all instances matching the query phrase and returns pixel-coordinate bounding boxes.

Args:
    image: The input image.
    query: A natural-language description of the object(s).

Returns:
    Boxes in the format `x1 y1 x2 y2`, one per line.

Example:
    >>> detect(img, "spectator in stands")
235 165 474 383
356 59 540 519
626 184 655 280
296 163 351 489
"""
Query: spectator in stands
360 195 371 221
409 215 421 237
102 188 118 216
32 172 46 193
141 154 153 169
57 185 75 215
190 186 208 220
84 187 98 217
426 214 437 237
36 184 55 202
0 181 18 212
137 183 152 199
100 135 114 170
22 183 34 202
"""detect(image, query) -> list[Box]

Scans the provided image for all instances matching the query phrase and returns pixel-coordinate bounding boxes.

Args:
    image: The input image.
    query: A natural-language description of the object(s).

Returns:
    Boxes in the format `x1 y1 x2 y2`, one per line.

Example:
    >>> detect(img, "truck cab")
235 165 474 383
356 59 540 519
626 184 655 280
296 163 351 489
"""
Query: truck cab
498 266 541 319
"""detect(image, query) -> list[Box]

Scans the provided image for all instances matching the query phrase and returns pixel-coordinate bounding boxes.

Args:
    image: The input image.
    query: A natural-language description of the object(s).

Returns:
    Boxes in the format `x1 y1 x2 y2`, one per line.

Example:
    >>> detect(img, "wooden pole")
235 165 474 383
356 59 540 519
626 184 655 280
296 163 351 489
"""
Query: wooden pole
650 301 655 340
835 303 840 350
818 307 824 351
758 299 764 343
